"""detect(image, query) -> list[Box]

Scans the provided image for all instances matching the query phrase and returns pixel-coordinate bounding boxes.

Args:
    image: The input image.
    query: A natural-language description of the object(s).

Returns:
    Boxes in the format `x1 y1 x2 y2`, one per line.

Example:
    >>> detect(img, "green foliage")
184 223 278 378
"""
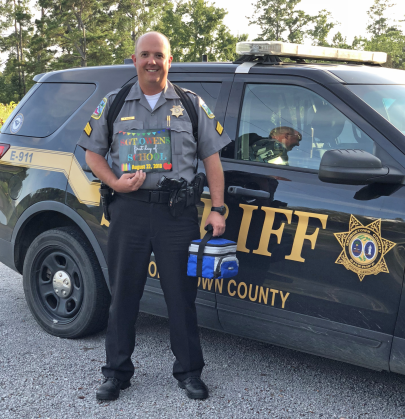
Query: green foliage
0 0 246 103
155 0 247 62
0 101 18 128
112 0 168 64
0 0 33 99
1 0 405 106
364 29 405 69
249 0 313 43
356 0 405 69
366 0 395 37
307 10 338 47
37 0 118 69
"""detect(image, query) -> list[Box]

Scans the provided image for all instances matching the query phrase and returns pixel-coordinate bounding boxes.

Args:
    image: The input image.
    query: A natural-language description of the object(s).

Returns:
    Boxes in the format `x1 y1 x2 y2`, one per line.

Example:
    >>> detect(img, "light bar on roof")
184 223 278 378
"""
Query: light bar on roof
236 41 387 64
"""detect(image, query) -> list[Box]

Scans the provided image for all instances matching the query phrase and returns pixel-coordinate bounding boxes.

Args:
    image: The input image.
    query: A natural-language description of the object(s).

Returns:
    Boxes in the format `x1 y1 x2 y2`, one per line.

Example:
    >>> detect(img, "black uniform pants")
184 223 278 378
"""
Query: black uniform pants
101 193 205 382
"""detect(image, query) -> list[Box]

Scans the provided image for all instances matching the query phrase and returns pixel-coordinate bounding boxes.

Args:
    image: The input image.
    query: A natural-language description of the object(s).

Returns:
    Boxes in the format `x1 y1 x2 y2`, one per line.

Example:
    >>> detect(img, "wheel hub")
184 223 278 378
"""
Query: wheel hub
53 271 72 299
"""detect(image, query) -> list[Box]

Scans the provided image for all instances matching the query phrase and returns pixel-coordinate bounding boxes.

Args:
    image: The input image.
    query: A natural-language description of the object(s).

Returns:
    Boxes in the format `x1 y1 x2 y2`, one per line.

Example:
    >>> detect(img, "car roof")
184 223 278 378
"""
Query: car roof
33 62 405 86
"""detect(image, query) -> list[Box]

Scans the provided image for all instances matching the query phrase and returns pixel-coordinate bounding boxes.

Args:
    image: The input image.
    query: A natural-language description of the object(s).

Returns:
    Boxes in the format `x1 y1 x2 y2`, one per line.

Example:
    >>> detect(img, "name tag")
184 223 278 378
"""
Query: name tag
121 116 135 121
118 128 173 173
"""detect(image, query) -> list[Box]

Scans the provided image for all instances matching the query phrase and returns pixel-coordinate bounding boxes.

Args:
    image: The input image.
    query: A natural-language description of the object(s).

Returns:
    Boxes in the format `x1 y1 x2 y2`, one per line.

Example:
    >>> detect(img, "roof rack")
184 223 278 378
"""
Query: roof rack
234 42 387 66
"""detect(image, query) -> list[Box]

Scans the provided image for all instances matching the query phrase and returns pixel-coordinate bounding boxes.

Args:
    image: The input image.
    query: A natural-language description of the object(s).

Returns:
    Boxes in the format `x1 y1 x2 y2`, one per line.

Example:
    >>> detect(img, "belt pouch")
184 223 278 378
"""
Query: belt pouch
187 229 239 279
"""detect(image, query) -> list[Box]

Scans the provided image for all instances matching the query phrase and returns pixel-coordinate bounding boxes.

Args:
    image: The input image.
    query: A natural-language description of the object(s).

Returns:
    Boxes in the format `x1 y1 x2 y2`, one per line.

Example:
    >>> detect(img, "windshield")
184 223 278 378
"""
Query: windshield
347 85 405 135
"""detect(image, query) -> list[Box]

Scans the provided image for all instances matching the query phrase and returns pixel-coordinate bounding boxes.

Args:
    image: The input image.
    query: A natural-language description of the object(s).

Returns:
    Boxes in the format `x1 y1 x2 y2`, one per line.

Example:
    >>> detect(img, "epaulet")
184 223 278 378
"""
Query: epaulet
106 88 121 102
181 88 198 97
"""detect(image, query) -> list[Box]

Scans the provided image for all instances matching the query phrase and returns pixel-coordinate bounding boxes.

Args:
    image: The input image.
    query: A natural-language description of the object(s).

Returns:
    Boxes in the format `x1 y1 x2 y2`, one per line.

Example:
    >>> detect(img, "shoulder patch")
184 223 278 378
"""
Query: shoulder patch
215 120 223 135
84 121 92 137
91 97 107 120
200 101 215 119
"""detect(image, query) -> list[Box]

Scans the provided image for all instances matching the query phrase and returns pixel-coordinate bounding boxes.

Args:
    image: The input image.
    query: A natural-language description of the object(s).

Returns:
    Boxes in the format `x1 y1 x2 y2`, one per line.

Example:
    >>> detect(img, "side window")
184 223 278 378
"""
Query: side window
175 82 220 112
5 83 95 138
238 84 376 170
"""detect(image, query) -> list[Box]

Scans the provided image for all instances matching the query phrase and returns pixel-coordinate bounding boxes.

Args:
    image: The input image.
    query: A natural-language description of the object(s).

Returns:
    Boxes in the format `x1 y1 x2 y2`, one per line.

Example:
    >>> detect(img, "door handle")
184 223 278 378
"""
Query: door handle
227 186 271 199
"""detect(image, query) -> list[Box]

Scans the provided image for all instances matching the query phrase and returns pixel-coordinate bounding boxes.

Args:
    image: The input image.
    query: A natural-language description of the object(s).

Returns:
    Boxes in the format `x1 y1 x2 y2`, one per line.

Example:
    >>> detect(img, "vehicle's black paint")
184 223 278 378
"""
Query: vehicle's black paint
0 61 405 373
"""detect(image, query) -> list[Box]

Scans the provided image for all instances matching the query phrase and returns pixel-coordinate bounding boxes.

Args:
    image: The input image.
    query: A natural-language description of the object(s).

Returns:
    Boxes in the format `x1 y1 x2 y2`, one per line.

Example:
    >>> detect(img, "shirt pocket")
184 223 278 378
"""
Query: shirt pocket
113 120 144 137
111 120 144 151
170 120 194 155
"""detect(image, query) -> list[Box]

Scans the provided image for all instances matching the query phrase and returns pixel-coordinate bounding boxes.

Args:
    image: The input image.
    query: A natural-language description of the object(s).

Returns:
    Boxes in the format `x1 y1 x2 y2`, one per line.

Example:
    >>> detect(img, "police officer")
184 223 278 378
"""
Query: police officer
77 32 231 401
250 126 301 165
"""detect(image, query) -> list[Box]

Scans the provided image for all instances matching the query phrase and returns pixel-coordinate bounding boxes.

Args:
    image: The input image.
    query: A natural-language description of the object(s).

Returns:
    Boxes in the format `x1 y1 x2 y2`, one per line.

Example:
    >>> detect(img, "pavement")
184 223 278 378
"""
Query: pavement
1 263 405 419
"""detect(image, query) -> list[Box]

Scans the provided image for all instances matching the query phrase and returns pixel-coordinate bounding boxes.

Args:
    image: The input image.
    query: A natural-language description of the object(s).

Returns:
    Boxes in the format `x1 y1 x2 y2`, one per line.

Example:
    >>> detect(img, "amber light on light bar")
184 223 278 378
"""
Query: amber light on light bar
236 41 387 64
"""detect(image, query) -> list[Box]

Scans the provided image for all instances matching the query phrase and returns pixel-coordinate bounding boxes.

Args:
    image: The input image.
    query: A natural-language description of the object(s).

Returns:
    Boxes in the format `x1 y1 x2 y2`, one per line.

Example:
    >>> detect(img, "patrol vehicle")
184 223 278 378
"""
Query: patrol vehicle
1 41 405 377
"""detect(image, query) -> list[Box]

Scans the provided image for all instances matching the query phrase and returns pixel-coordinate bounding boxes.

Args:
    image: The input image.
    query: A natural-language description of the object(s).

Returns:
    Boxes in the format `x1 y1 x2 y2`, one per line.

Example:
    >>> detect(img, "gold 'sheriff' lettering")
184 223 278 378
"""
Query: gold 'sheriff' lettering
237 204 257 253
253 207 293 257
234 202 328 262
285 211 328 262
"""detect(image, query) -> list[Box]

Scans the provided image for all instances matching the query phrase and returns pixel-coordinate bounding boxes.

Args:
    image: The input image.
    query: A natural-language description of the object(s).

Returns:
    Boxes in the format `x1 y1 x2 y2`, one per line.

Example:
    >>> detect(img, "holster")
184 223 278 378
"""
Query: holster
168 173 206 217
99 182 113 222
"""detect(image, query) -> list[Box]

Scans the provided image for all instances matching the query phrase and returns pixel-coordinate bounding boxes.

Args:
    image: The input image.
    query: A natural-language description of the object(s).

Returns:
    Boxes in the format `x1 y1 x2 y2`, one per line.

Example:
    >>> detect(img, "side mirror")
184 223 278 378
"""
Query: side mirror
318 149 404 185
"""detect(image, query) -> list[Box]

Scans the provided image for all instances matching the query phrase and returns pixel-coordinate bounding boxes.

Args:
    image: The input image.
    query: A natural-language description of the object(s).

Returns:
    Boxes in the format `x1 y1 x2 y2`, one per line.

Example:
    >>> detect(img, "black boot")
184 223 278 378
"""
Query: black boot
96 377 131 401
178 377 209 400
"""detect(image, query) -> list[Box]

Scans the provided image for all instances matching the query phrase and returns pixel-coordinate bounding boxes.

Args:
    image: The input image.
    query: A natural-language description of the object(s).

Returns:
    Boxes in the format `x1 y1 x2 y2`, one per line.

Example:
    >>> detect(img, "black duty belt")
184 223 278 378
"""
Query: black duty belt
125 189 170 204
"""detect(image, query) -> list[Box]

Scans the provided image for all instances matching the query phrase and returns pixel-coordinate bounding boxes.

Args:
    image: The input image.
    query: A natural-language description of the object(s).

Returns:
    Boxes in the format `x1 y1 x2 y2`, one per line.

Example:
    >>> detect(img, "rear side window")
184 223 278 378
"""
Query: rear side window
6 83 95 138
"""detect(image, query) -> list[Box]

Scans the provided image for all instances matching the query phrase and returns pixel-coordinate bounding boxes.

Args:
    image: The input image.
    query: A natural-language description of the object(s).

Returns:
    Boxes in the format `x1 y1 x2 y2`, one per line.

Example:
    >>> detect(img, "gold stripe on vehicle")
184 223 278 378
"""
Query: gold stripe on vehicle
0 146 101 206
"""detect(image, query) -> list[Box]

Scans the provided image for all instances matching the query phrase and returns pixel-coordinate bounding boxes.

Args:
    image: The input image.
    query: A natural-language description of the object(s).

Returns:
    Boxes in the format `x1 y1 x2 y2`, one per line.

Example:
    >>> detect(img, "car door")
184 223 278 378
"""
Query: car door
217 73 405 371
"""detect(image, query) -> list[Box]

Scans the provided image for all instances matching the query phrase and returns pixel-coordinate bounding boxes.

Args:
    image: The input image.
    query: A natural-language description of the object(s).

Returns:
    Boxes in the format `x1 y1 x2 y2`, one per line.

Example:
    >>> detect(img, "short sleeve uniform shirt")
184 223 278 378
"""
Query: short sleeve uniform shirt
78 80 232 190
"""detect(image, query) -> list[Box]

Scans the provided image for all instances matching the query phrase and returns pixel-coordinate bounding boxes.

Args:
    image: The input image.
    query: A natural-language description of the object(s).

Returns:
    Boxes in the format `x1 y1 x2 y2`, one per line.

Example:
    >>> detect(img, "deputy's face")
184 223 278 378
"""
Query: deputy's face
284 131 301 151
132 33 173 93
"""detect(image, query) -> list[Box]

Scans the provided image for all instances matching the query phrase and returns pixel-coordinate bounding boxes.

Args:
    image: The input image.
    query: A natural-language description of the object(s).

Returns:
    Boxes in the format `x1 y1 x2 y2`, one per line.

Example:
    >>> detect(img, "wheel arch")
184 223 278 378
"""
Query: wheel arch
12 201 109 289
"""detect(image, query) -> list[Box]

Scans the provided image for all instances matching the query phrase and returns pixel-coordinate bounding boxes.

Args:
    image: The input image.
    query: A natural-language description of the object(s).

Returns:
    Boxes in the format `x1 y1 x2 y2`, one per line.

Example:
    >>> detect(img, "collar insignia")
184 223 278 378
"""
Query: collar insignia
170 105 184 118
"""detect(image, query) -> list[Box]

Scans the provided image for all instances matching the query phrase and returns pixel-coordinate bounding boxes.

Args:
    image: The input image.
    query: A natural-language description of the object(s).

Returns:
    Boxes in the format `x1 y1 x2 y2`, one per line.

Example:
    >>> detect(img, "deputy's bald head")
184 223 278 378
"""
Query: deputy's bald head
135 32 171 57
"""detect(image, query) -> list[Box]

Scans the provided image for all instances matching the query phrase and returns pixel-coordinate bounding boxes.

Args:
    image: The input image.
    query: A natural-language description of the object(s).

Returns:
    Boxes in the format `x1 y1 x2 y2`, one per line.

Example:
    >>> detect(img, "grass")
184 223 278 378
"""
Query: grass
0 102 18 128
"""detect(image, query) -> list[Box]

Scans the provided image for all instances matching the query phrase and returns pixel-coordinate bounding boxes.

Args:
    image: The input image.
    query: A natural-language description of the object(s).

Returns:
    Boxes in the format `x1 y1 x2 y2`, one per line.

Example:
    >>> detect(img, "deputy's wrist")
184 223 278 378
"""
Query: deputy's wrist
211 205 226 216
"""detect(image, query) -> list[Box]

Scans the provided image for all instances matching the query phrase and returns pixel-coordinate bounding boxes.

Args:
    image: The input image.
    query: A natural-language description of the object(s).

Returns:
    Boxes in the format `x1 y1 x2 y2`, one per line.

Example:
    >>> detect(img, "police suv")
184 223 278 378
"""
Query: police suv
1 41 405 377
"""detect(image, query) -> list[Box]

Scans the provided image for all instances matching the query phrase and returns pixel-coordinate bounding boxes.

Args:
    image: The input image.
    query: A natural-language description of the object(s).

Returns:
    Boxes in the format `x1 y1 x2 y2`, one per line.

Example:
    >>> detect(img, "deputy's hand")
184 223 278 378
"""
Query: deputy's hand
205 211 225 237
113 171 146 193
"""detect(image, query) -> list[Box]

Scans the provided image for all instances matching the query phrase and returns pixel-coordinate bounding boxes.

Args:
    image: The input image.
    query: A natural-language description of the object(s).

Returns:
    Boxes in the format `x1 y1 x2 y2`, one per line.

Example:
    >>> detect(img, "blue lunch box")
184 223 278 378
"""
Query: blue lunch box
187 228 239 279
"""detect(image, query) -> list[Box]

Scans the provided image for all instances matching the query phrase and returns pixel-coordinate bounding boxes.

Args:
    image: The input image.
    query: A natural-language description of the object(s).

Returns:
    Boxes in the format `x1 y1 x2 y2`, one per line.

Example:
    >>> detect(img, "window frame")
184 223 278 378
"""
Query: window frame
222 74 405 173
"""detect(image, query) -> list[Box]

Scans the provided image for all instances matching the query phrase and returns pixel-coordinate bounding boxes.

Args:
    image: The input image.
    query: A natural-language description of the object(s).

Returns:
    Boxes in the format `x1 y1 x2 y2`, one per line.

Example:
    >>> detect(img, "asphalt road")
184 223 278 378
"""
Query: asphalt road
1 263 405 419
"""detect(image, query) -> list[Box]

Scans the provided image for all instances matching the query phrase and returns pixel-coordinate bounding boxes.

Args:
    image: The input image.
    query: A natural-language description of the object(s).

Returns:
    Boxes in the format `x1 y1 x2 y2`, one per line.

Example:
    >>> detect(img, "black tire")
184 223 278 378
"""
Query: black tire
23 226 110 338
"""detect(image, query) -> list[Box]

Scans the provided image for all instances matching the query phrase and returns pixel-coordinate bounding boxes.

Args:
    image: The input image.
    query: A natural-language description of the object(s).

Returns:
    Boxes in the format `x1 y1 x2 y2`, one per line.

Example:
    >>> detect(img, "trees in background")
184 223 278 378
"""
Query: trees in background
249 0 405 69
156 0 247 62
0 0 247 102
362 0 405 69
248 0 311 43
0 0 32 101
112 0 168 64
0 0 405 104
248 0 338 46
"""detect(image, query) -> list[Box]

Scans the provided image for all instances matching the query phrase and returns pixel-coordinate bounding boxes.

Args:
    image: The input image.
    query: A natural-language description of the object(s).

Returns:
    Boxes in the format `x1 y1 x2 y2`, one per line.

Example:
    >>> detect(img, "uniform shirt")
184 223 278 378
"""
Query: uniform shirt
78 80 232 190
250 137 289 165
144 92 162 110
